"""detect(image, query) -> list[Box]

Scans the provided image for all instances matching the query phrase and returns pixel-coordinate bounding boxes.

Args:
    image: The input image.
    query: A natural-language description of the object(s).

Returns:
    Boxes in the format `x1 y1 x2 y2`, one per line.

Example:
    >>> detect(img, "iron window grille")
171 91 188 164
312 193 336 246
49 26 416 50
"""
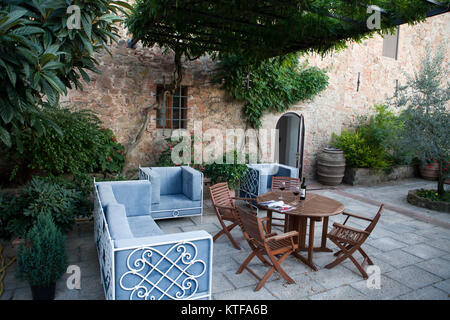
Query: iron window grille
156 85 189 130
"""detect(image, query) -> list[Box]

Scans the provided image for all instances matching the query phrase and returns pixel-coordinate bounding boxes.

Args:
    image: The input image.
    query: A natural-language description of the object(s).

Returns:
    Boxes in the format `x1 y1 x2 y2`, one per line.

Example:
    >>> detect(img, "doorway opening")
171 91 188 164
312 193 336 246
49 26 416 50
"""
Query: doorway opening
275 112 305 179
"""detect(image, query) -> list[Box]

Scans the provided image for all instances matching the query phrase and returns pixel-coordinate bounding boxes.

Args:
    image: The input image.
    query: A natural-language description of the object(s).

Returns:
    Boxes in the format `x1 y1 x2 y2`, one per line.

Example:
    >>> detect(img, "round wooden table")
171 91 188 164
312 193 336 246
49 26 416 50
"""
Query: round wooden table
256 191 344 271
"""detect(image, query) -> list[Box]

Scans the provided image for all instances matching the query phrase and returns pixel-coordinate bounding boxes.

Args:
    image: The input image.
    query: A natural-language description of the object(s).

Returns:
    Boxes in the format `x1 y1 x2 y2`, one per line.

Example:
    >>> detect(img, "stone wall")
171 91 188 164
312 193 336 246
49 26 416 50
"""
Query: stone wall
62 13 449 179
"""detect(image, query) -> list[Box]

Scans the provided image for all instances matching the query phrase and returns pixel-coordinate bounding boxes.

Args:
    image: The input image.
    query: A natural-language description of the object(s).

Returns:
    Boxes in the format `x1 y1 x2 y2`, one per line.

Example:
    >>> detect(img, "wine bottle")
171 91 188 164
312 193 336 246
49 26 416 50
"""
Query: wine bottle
300 177 306 200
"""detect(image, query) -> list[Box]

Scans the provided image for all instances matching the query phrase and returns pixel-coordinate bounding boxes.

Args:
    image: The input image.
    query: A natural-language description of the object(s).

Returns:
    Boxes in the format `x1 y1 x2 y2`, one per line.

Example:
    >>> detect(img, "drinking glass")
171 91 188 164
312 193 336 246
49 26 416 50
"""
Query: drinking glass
278 182 286 200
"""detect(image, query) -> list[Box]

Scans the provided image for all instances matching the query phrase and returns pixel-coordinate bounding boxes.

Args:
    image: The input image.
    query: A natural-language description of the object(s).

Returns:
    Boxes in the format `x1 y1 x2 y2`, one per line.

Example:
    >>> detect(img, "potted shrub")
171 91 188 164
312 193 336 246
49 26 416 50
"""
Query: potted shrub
202 150 249 195
16 213 68 300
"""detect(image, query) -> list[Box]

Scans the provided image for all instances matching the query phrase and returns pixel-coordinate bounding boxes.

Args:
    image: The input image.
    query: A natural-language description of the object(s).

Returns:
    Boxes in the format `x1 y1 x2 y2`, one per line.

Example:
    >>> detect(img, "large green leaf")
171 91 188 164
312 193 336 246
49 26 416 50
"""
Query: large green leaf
0 126 12 147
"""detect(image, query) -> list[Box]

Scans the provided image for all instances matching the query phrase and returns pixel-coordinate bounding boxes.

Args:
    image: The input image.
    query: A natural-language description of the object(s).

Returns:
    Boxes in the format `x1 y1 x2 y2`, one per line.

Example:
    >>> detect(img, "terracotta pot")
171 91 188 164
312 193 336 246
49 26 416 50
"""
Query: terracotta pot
420 160 439 181
317 148 346 186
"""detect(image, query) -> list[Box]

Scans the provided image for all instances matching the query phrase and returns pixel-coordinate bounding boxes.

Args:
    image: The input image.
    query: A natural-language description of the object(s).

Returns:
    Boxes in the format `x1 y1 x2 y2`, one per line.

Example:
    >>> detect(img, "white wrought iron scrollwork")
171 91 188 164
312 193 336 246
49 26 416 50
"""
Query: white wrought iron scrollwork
94 187 114 300
239 167 260 199
119 242 207 300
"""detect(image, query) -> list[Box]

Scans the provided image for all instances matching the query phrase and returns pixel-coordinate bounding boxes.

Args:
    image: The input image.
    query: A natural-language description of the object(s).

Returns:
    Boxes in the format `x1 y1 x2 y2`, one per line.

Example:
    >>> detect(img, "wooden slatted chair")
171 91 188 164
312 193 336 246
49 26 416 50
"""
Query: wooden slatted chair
209 182 255 250
325 204 384 279
235 207 299 291
270 176 301 229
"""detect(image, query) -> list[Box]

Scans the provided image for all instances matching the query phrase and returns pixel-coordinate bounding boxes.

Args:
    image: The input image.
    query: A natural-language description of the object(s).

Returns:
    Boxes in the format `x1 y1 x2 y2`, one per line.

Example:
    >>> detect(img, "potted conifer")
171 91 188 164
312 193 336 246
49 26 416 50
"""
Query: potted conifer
16 213 68 300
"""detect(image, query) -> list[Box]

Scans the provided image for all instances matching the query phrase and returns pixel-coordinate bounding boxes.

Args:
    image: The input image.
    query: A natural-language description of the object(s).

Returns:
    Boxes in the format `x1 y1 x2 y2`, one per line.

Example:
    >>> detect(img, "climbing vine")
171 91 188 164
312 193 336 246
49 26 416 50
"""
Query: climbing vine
214 54 329 128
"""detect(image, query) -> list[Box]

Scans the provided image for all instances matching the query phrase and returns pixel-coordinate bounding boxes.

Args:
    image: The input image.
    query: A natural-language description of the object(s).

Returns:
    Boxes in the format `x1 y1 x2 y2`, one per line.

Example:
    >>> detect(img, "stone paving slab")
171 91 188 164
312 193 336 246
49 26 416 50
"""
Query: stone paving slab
213 287 276 300
309 285 368 300
349 275 412 300
401 243 448 260
386 266 443 290
416 258 450 280
397 286 449 300
374 249 425 269
367 237 409 252
433 279 450 293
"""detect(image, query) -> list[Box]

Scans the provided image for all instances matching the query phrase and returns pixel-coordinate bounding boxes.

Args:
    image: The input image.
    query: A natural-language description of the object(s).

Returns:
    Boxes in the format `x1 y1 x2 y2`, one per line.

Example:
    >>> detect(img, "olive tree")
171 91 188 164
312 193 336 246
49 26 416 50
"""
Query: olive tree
389 44 449 196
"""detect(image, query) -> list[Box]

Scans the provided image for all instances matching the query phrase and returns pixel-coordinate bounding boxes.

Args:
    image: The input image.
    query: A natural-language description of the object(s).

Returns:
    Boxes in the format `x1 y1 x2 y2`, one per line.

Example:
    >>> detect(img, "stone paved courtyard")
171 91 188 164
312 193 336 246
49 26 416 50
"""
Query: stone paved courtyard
1 178 449 300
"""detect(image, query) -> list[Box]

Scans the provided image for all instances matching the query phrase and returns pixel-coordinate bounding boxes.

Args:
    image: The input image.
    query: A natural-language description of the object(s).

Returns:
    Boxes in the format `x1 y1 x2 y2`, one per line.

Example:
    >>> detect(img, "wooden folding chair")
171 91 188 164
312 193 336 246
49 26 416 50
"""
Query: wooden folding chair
209 182 255 250
270 176 301 229
235 207 299 291
325 204 384 279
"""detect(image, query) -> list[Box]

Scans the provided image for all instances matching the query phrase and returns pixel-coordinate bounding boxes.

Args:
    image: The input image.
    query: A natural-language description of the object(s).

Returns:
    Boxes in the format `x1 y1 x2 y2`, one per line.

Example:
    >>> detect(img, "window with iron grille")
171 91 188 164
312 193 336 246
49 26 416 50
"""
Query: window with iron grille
156 86 188 129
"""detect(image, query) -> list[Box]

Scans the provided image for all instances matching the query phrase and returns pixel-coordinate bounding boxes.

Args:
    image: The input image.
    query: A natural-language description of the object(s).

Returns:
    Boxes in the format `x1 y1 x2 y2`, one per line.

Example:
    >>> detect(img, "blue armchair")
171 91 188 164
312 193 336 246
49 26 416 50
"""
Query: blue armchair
239 163 298 199
94 179 212 300
138 166 203 220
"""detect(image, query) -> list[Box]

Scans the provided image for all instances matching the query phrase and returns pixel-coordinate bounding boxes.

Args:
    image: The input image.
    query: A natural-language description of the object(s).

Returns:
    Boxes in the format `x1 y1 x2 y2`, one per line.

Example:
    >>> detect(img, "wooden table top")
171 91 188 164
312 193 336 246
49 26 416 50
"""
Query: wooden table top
256 191 344 218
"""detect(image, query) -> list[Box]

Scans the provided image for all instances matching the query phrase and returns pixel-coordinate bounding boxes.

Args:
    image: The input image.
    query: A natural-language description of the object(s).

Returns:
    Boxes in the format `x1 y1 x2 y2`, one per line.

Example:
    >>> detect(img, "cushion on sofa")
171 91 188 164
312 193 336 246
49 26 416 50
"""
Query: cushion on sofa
110 180 152 217
104 203 133 240
97 184 118 210
181 166 202 201
151 194 202 211
276 164 298 179
151 167 182 195
140 167 160 204
127 215 164 238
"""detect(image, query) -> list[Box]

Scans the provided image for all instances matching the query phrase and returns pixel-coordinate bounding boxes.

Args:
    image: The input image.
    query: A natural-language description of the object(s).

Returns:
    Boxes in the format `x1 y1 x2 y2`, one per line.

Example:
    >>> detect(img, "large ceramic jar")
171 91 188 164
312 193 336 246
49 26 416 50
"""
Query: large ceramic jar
317 147 346 186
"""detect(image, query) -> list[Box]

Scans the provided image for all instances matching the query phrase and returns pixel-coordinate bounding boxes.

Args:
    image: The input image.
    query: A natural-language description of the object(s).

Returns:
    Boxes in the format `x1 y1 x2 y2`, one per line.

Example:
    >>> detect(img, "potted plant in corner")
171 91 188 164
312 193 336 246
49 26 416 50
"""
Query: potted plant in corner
16 213 68 300
202 150 249 197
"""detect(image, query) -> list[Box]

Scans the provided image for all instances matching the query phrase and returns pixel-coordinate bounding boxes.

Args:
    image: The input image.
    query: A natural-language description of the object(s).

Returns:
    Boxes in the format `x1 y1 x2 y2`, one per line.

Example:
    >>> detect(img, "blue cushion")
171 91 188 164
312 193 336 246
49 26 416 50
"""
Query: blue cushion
140 167 160 204
127 215 164 238
97 184 118 210
276 164 298 179
151 167 182 195
105 203 133 240
109 180 152 217
182 166 202 201
151 194 202 211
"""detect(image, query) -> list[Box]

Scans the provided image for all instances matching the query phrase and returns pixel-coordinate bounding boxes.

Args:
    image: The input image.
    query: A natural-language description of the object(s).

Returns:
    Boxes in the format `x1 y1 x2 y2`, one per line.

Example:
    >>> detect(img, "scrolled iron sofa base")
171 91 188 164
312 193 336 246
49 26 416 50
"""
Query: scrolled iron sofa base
94 178 212 300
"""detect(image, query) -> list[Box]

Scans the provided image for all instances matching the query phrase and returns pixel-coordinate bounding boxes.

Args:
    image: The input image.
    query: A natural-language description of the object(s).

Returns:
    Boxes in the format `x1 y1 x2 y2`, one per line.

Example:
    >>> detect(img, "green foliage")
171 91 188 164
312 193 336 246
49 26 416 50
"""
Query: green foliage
388 44 449 195
332 105 411 169
0 176 83 239
0 0 128 150
127 0 436 62
0 191 27 240
416 189 450 203
16 212 68 287
202 151 248 190
357 105 409 165
215 54 328 128
332 130 391 169
8 107 125 179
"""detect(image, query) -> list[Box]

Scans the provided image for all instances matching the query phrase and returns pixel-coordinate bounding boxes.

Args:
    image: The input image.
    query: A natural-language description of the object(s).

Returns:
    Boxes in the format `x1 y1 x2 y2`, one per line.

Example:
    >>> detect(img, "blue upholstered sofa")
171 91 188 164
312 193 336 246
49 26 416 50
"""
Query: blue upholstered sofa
93 178 212 300
239 163 298 199
138 166 203 220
